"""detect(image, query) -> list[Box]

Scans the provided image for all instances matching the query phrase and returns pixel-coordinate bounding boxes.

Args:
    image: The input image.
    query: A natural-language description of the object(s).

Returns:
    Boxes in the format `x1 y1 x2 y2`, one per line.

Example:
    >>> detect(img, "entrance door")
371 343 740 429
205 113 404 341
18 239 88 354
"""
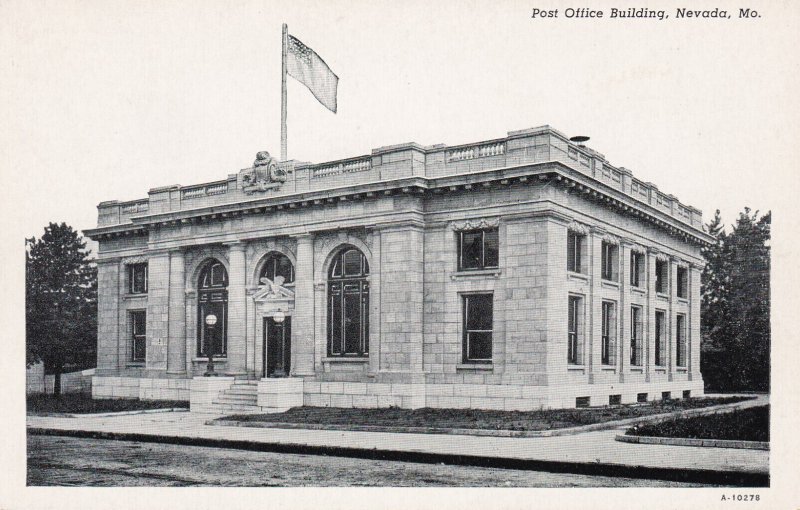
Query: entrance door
263 316 291 378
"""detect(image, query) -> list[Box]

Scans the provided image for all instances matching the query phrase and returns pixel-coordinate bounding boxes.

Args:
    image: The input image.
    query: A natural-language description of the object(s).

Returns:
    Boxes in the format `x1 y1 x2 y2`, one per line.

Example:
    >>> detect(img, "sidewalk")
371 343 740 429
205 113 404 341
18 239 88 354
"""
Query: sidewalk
27 396 769 486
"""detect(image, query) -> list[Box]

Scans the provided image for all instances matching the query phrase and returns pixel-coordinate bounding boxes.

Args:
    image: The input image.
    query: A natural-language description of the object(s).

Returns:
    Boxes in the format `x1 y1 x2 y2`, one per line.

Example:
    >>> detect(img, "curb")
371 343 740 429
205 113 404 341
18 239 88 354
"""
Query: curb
208 397 763 438
615 434 769 451
33 408 190 419
27 427 769 487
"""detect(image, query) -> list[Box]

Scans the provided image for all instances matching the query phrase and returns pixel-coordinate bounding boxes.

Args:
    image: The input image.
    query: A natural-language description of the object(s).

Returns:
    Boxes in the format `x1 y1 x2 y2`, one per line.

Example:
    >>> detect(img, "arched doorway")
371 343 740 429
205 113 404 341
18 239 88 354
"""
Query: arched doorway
327 247 369 357
197 259 228 358
257 252 295 377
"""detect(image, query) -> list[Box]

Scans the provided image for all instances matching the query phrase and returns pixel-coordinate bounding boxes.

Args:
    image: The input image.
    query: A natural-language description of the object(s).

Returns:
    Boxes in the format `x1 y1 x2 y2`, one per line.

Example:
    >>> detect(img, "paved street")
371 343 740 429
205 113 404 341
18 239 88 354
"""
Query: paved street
28 435 712 487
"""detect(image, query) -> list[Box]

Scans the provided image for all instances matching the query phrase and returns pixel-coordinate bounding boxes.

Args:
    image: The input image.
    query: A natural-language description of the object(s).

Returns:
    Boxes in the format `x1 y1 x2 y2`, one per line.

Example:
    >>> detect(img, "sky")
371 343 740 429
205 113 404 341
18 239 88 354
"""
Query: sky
3 0 798 250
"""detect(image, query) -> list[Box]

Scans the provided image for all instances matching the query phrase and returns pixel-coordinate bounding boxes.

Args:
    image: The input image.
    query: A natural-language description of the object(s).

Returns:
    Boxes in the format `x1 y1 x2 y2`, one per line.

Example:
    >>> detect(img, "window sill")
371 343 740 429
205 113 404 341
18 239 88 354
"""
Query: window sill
567 365 586 371
456 363 493 371
600 280 620 289
193 357 228 362
600 366 617 372
630 286 646 295
676 367 688 372
567 271 588 282
126 362 145 367
629 367 644 373
450 268 501 280
677 297 689 305
322 357 369 363
656 293 670 300
122 294 148 300
654 367 667 373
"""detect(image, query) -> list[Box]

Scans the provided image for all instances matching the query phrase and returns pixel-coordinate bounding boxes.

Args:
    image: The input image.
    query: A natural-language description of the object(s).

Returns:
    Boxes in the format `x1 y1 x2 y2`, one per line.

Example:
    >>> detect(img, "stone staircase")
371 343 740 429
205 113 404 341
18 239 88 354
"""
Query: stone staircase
210 380 262 414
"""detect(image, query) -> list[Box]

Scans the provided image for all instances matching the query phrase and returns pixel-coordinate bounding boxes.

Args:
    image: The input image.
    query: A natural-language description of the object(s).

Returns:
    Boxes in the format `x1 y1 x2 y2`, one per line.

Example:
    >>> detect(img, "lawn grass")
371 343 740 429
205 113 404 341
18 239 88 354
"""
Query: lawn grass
27 393 189 415
627 405 768 442
224 396 751 432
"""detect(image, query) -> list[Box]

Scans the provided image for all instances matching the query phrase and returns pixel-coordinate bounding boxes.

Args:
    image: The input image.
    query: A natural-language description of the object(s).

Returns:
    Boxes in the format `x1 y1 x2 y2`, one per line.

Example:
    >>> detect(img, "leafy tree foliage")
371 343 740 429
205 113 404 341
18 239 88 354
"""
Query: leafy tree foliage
26 223 97 395
701 208 770 392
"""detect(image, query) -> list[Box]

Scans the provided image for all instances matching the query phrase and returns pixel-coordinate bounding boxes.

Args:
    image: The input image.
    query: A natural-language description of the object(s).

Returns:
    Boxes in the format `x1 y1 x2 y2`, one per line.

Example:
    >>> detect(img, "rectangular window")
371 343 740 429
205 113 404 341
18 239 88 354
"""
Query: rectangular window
630 252 644 288
601 242 618 281
129 263 148 294
568 295 583 364
655 310 666 366
567 231 585 273
676 314 687 367
130 310 146 362
458 229 499 271
655 260 668 294
630 305 643 366
463 294 493 363
677 266 688 299
601 301 616 365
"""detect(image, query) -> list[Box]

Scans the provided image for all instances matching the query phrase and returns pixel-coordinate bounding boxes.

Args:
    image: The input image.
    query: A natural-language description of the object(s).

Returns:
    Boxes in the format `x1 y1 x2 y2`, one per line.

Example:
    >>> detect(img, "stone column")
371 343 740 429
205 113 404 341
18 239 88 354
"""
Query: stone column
291 234 315 376
226 242 247 375
167 250 186 375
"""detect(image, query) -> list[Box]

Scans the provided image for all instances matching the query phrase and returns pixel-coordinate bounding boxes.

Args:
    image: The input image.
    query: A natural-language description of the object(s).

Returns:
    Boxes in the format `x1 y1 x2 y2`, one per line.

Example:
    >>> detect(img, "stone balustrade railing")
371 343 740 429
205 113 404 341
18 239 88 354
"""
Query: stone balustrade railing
311 156 371 179
182 181 228 199
120 200 149 214
96 127 704 231
446 142 505 162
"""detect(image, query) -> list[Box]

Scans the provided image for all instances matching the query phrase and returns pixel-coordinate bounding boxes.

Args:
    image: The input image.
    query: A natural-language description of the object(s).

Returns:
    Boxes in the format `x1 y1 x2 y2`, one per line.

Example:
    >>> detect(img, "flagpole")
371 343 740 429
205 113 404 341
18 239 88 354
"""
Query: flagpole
281 23 288 162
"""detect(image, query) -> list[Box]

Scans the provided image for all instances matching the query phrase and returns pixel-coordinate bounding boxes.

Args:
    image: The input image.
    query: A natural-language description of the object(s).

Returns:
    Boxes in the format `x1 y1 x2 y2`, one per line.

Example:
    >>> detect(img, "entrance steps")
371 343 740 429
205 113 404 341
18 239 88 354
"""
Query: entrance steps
190 376 304 415
211 380 262 414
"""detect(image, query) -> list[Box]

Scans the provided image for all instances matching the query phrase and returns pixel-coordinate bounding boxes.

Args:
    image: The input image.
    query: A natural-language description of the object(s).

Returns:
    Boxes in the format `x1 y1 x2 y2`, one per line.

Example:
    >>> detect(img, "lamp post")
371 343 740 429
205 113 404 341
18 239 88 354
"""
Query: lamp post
203 313 218 377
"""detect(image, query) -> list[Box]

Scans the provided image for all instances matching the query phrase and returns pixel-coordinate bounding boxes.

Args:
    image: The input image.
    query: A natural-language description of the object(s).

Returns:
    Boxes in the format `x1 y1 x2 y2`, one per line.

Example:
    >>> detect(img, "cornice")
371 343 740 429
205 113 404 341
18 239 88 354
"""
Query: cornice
86 162 713 247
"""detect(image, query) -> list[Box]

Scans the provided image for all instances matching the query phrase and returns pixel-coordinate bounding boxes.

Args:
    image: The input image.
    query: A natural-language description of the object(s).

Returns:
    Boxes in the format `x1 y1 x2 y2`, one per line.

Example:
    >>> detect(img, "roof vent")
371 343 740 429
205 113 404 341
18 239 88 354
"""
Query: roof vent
570 135 590 147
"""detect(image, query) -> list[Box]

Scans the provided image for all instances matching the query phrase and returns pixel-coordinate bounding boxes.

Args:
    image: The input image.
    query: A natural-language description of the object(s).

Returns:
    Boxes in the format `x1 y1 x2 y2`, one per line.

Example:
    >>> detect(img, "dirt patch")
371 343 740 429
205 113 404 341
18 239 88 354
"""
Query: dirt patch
221 396 752 432
627 404 768 442
27 394 189 415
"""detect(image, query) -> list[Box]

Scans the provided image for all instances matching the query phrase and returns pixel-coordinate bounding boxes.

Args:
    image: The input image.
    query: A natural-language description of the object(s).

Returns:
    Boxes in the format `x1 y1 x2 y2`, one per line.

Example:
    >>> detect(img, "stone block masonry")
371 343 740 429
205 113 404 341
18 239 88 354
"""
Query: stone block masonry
86 125 712 412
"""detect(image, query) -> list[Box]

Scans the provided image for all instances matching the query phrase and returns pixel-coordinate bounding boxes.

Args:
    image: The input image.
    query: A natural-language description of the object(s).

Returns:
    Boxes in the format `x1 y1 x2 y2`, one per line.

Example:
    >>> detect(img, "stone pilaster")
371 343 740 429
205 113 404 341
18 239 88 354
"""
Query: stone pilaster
645 249 656 382
226 242 247 375
96 260 120 372
618 243 629 383
145 252 170 371
166 250 186 374
379 224 424 373
689 264 702 381
667 257 677 382
586 228 597 384
292 234 315 376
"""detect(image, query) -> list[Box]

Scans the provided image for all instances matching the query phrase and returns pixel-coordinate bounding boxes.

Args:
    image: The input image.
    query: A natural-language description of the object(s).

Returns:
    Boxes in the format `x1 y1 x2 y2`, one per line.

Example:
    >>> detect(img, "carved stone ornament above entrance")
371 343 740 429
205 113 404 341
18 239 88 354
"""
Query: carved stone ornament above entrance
253 276 295 302
240 151 288 194
450 217 500 231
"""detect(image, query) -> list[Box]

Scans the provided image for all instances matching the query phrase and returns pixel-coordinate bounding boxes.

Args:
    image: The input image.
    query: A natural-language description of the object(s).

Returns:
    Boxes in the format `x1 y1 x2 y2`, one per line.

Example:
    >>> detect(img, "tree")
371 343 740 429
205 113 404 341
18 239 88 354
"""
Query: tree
26 222 97 395
701 208 770 392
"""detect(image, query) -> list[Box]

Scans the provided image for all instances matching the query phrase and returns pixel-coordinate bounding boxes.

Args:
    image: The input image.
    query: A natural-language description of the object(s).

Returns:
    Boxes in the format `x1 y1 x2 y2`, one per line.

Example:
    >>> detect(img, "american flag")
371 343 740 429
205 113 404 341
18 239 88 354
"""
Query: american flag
286 34 338 113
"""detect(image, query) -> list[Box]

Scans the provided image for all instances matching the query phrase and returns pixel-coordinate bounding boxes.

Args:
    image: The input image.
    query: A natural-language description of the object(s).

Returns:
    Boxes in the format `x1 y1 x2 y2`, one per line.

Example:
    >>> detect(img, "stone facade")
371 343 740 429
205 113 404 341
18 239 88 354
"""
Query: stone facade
85 125 711 410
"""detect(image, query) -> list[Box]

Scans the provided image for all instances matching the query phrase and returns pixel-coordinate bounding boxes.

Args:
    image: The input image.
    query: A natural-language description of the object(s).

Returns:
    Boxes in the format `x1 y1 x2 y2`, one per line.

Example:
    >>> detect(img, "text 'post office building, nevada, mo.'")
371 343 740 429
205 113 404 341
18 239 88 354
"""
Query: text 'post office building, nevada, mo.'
85 125 713 413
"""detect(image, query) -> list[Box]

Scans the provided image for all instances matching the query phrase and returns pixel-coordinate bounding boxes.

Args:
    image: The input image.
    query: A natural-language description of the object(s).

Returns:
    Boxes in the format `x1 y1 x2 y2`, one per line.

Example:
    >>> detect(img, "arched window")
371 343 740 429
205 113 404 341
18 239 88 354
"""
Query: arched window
259 252 295 284
328 247 369 357
197 259 228 357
